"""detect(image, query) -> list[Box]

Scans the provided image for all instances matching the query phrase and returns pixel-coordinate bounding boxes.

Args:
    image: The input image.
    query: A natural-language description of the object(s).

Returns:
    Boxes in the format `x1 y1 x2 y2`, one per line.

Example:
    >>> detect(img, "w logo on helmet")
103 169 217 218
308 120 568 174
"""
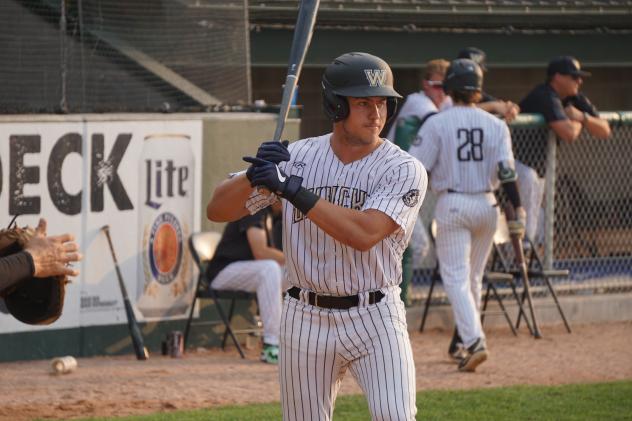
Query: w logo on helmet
364 69 387 87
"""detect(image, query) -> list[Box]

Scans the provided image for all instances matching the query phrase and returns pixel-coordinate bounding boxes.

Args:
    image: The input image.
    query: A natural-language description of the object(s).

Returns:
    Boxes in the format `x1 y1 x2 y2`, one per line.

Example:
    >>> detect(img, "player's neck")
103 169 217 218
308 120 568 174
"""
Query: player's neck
330 130 383 164
454 100 475 107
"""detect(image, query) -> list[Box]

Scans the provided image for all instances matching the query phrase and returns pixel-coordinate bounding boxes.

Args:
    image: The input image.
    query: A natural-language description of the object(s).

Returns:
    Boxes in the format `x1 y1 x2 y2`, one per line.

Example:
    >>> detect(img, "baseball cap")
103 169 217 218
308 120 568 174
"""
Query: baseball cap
547 56 591 78
457 47 487 71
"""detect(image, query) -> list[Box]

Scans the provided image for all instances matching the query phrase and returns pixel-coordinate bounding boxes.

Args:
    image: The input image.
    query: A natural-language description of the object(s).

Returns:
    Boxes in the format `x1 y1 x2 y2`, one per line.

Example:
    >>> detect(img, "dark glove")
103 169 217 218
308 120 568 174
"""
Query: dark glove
256 140 290 164
243 157 303 201
0 226 67 325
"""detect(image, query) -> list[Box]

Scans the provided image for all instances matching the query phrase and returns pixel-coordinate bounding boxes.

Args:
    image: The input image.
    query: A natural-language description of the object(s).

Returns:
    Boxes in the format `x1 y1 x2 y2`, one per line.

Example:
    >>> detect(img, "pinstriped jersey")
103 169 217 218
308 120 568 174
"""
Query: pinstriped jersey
408 106 514 194
246 133 427 296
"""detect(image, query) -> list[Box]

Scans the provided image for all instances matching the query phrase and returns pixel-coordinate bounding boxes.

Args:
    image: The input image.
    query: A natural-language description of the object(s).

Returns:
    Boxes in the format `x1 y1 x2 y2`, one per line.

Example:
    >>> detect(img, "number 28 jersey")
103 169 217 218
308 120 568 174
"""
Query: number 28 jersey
408 106 515 194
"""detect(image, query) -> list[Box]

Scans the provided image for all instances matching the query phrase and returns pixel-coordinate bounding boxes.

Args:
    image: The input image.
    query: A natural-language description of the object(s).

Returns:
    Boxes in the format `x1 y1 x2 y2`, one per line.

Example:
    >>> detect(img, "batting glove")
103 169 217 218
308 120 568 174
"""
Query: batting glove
243 157 303 200
256 140 290 164
243 156 319 215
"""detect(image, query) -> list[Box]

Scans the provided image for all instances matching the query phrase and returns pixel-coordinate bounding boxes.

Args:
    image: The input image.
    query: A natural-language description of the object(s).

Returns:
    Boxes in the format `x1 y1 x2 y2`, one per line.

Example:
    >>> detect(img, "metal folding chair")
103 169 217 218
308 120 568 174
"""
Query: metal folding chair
184 232 260 358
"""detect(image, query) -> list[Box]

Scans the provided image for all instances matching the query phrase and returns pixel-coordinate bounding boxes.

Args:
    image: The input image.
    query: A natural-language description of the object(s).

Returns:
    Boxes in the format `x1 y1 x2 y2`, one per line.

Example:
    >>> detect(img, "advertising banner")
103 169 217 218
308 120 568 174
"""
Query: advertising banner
0 118 203 333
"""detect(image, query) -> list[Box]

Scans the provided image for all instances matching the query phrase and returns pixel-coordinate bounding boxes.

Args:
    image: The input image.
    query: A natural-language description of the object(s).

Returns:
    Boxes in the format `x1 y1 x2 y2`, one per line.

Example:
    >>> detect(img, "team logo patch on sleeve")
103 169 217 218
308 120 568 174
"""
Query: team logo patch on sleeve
402 189 421 207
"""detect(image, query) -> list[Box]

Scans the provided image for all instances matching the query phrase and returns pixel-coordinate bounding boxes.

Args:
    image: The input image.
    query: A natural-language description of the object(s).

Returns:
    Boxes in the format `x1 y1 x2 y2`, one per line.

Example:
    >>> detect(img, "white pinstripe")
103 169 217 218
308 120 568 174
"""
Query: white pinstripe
280 291 416 421
409 105 515 349
211 259 284 346
246 134 426 420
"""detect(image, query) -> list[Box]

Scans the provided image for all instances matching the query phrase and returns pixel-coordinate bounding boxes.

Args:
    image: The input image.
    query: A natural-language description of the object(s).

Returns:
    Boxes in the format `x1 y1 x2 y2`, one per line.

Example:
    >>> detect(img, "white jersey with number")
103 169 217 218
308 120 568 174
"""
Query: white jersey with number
408 106 514 194
408 104 516 351
246 133 427 421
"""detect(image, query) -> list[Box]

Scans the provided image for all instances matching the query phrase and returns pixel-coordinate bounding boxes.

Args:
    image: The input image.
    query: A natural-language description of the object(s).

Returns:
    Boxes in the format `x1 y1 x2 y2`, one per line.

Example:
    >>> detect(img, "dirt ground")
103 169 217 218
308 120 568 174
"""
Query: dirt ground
1 321 631 421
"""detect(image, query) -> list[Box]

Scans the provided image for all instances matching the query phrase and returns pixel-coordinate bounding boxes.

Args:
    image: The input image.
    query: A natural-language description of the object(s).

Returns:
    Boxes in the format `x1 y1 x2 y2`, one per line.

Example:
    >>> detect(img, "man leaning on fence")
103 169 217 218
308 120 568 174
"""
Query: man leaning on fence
514 56 611 244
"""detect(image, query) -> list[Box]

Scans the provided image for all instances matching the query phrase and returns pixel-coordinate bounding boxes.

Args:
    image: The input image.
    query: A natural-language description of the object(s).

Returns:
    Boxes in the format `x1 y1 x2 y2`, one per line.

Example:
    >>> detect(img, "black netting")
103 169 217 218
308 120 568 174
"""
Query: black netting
0 0 250 113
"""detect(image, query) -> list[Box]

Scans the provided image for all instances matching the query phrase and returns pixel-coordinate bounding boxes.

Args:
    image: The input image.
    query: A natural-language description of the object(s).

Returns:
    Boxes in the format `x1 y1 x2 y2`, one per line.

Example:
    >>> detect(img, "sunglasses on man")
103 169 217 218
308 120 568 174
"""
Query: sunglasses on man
426 80 444 89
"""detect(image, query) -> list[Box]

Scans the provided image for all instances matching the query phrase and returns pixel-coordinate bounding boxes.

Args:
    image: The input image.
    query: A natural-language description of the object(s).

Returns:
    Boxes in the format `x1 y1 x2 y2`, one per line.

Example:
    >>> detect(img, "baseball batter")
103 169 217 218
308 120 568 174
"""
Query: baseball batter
207 52 427 420
408 59 525 372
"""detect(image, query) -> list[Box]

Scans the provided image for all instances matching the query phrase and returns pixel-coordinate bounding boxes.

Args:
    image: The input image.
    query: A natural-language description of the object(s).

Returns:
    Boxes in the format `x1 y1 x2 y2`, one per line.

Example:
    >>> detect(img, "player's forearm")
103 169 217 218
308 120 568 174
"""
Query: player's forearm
551 120 582 143
0 251 35 295
306 201 393 252
253 247 285 265
206 174 252 222
584 115 611 139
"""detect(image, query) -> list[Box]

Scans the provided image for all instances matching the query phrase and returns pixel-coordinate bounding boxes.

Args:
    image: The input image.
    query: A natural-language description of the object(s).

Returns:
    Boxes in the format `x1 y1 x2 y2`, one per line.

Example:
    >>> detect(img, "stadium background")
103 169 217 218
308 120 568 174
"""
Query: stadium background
0 0 631 362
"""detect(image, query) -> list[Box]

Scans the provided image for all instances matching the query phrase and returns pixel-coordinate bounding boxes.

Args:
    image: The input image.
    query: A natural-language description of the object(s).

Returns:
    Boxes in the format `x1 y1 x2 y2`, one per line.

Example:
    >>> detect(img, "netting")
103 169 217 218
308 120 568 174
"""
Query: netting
412 112 632 304
0 0 250 113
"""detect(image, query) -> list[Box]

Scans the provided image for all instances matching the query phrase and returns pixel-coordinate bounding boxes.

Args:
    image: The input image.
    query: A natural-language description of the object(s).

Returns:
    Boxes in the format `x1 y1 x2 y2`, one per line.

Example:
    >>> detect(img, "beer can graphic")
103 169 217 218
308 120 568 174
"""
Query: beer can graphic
137 134 195 318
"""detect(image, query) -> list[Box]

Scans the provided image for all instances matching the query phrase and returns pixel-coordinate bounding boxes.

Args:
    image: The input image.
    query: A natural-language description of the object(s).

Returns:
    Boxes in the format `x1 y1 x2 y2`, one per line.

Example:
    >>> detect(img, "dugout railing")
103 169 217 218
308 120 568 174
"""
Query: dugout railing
412 111 632 304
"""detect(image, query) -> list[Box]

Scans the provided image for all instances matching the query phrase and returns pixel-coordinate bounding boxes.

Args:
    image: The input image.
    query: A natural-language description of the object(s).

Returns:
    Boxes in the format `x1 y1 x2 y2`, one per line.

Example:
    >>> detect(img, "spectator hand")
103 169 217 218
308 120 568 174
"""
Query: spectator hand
24 218 82 278
255 140 291 164
564 104 584 122
503 101 520 122
243 157 303 200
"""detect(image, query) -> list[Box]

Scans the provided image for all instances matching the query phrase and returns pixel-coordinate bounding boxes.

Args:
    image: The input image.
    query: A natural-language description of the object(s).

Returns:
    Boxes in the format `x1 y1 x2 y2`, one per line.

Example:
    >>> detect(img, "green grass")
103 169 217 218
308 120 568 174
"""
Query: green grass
56 380 632 421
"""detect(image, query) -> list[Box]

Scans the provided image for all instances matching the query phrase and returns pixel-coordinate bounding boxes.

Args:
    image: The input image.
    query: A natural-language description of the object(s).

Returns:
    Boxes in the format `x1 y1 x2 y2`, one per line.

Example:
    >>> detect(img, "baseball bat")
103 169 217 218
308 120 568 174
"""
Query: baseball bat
272 0 320 141
101 225 149 360
504 204 542 339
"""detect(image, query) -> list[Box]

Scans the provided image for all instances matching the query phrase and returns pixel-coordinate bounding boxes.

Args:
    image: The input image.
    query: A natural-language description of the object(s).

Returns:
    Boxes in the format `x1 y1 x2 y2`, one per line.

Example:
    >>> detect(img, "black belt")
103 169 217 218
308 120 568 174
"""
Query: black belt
287 287 385 310
447 189 492 194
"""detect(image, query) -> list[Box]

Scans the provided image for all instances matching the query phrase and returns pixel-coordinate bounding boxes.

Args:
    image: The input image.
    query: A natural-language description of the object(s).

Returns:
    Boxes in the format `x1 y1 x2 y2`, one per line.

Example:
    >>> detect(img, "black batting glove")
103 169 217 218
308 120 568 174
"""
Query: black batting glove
243 157 303 200
256 140 290 164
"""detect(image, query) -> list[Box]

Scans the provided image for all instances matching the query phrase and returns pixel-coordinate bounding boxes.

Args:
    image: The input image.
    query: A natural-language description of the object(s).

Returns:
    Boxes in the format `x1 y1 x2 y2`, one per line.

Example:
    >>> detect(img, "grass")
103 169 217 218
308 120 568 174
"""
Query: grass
56 380 632 421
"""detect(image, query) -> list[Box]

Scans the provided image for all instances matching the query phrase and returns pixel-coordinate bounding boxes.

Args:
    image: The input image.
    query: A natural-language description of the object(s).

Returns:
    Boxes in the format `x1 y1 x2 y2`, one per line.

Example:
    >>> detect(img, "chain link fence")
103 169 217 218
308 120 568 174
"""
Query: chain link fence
0 0 251 113
412 112 632 304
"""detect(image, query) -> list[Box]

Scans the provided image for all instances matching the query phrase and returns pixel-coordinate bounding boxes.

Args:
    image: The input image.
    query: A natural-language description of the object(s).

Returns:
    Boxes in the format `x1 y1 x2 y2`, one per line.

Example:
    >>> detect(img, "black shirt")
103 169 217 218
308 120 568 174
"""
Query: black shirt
0 251 35 295
205 209 270 282
516 83 599 175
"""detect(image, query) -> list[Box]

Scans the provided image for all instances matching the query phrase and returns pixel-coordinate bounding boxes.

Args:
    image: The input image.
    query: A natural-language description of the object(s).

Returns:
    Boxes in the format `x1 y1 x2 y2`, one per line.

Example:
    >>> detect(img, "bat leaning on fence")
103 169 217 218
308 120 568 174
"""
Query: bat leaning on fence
101 225 149 360
504 203 542 339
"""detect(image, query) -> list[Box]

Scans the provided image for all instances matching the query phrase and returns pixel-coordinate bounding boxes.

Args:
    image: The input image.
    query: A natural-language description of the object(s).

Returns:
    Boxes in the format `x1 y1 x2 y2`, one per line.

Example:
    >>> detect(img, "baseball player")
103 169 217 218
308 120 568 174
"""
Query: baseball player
207 52 427 420
385 58 449 305
408 59 525 372
205 202 284 364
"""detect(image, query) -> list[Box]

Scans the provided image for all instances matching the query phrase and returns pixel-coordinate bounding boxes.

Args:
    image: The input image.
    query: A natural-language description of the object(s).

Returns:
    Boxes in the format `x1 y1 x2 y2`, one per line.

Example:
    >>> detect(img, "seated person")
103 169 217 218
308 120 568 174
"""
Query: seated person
205 202 284 364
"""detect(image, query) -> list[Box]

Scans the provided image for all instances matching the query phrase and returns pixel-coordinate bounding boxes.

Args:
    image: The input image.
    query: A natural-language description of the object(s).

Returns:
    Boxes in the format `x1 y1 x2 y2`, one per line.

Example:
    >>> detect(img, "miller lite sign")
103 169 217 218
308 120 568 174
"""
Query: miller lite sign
137 134 195 318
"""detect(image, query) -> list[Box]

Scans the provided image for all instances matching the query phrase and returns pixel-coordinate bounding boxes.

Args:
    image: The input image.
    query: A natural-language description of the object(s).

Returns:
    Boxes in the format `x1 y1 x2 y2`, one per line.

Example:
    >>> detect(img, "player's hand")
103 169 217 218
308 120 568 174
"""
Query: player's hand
503 101 520 122
24 218 82 278
256 140 290 164
243 157 303 200
564 105 584 122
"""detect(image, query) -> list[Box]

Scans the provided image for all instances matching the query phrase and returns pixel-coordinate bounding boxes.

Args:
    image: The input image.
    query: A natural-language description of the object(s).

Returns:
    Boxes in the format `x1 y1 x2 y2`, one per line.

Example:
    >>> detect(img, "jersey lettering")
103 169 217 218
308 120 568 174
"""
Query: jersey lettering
456 128 484 162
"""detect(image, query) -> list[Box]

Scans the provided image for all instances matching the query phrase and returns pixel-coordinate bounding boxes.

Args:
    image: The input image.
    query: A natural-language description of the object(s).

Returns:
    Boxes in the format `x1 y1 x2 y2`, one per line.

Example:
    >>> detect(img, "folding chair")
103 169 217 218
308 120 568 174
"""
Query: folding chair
184 231 260 358
419 220 523 335
490 213 572 337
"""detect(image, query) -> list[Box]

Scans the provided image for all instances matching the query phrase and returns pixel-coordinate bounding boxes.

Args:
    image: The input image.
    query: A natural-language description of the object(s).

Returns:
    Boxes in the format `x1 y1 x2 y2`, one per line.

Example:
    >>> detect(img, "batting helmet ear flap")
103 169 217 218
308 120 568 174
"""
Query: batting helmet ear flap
322 79 349 122
386 97 398 124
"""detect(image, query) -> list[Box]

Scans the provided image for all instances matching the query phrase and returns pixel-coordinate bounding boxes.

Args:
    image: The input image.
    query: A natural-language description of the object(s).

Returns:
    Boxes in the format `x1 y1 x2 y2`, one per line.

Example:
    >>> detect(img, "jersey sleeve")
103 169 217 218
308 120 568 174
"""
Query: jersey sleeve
541 90 568 123
362 158 428 235
408 121 439 171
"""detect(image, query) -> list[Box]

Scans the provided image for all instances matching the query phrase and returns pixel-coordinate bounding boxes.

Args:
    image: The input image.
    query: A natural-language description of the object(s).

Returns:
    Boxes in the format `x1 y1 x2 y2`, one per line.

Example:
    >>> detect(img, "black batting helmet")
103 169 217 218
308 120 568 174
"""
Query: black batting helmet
443 58 483 94
457 47 487 72
322 52 402 122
